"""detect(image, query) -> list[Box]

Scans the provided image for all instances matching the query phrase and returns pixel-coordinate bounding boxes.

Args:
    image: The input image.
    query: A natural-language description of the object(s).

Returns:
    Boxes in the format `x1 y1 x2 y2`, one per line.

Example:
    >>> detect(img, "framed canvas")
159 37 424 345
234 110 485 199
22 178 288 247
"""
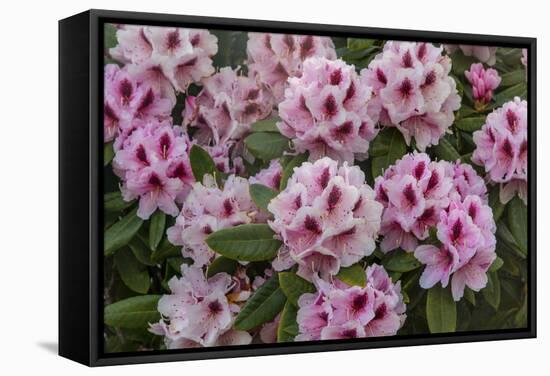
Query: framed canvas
59 9 536 367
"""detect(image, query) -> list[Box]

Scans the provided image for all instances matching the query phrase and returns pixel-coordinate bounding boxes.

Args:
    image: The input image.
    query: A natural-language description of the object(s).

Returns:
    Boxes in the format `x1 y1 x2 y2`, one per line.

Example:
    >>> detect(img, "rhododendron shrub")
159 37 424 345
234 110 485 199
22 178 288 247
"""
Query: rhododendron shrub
102 23 529 354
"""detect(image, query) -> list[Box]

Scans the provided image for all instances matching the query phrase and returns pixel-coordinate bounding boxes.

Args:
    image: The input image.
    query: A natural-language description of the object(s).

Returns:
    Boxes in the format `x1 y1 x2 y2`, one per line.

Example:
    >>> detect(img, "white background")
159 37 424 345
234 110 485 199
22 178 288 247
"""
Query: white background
0 0 546 374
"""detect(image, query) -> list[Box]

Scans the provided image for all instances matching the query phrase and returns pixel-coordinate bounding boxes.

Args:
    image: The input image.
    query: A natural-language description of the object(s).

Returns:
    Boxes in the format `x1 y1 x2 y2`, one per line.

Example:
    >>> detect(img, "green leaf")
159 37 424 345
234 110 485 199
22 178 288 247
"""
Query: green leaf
148 211 166 251
151 236 181 263
482 272 501 310
335 264 367 287
128 237 155 266
104 23 118 51
500 70 526 87
464 287 476 306
114 247 150 294
277 301 299 342
234 274 286 330
371 128 407 179
189 144 217 183
507 196 528 256
104 295 161 329
488 256 504 273
251 117 280 133
279 272 315 306
488 185 505 223
494 82 527 106
432 137 461 162
280 153 308 190
249 184 278 213
496 222 526 259
104 142 115 166
207 256 238 278
205 224 282 262
244 132 290 161
104 191 134 213
382 250 421 272
455 117 486 133
105 209 144 255
426 285 457 333
347 38 374 51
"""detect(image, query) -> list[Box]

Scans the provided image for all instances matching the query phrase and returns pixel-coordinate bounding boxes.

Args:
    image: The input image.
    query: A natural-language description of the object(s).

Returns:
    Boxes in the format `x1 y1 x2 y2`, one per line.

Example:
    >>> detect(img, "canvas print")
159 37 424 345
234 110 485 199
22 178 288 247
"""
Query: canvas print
102 23 529 353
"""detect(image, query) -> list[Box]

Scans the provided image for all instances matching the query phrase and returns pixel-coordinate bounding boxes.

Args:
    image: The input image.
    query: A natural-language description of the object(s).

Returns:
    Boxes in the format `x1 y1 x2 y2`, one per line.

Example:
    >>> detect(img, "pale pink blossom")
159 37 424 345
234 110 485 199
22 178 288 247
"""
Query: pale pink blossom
247 33 336 102
110 25 218 100
113 121 194 219
250 160 283 190
184 67 274 147
104 64 172 143
465 63 501 104
375 152 453 252
277 57 379 163
296 265 406 340
414 195 496 301
472 97 528 204
268 158 383 280
150 265 252 348
363 42 461 151
167 175 258 267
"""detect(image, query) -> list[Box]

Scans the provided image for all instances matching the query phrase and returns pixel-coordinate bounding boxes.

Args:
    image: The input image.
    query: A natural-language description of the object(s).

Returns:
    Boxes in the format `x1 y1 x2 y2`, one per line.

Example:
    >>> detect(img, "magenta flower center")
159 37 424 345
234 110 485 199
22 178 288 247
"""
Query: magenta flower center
402 50 414 68
351 293 368 311
323 95 338 117
208 300 223 315
304 215 322 234
166 31 181 51
327 185 342 210
399 78 414 98
403 184 417 206
451 219 463 242
330 69 343 85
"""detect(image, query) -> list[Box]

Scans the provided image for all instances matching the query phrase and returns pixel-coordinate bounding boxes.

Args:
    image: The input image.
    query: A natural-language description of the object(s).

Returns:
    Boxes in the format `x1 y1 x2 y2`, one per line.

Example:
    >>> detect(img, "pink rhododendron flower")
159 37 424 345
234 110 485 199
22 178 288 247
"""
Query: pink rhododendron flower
247 33 337 102
465 63 501 105
166 174 258 267
445 44 498 66
268 157 383 280
150 264 252 348
113 120 194 219
110 25 218 101
104 64 173 143
250 160 283 190
277 57 379 163
363 42 461 151
472 97 528 204
296 264 406 340
375 152 454 252
375 153 490 253
414 195 496 301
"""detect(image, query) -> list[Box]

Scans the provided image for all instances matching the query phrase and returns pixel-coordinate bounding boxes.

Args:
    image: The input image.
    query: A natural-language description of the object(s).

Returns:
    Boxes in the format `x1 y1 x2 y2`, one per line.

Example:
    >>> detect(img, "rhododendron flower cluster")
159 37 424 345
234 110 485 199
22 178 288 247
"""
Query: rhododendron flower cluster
104 64 173 143
110 25 218 101
296 265 406 340
247 33 337 101
472 97 528 204
183 67 274 145
374 152 488 253
445 45 498 66
268 157 383 280
150 264 252 348
166 174 258 267
415 195 496 301
465 63 501 106
277 57 379 163
113 120 194 219
363 41 461 151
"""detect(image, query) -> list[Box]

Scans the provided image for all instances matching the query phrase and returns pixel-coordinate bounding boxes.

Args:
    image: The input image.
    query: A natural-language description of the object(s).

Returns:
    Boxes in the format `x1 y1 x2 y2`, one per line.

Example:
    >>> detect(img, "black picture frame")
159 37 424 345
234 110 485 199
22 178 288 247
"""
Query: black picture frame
59 8 537 367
